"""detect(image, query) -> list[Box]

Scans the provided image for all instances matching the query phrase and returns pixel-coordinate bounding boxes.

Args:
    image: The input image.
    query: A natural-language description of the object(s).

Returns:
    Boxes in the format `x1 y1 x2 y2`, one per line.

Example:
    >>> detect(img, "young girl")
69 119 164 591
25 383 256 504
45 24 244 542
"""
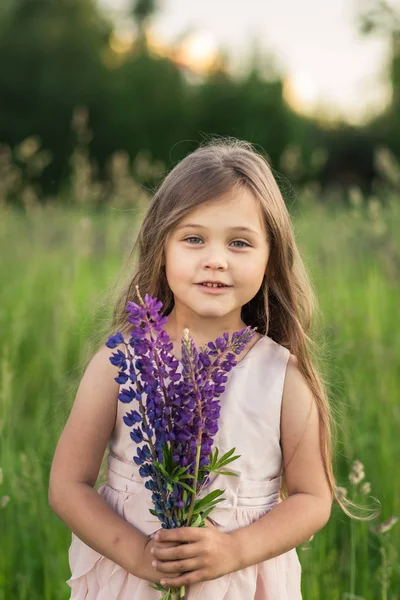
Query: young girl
49 138 342 599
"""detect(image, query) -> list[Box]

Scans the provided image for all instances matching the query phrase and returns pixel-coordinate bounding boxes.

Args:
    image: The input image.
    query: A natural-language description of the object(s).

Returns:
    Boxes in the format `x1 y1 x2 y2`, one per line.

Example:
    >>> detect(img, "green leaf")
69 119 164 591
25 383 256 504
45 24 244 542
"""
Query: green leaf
217 447 235 461
192 496 226 513
216 455 241 468
179 473 196 481
199 506 215 520
192 498 225 515
207 451 215 470
162 445 174 472
148 582 172 598
162 444 169 463
149 508 158 516
215 448 241 468
154 461 170 478
172 466 191 477
190 514 203 527
214 470 240 477
209 447 219 467
194 489 224 511
209 447 219 469
178 481 197 494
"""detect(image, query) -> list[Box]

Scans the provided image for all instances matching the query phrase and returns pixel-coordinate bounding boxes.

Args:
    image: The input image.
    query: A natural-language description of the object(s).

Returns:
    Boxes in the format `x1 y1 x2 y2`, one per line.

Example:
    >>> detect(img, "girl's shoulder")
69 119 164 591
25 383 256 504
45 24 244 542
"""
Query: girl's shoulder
243 335 291 385
282 352 314 422
262 334 291 363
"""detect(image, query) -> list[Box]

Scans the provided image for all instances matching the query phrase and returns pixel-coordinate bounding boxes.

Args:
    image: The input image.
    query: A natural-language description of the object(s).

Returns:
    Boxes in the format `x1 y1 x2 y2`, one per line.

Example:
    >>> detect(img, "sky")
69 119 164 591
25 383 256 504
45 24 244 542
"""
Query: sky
100 0 394 125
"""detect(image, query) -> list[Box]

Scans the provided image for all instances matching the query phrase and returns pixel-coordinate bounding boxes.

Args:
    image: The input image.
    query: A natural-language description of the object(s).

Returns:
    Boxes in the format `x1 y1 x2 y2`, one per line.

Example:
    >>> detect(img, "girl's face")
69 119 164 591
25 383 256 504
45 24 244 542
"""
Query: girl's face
163 187 270 331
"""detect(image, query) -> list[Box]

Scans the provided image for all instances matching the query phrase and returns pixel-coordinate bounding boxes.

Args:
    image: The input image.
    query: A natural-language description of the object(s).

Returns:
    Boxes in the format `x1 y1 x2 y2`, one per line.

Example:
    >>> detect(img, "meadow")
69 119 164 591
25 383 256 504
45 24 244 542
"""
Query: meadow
0 154 399 599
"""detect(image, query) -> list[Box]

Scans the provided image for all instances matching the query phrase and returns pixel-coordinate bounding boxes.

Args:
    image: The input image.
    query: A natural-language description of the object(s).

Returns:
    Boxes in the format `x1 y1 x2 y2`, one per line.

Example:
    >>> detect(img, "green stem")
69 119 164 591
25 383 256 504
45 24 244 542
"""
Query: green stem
350 487 356 596
170 586 186 599
380 546 388 600
185 443 201 527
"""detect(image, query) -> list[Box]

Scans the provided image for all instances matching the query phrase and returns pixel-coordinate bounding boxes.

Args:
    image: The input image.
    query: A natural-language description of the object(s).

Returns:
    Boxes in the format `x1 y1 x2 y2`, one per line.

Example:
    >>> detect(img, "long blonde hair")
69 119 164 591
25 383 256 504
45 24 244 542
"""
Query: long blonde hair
101 137 378 520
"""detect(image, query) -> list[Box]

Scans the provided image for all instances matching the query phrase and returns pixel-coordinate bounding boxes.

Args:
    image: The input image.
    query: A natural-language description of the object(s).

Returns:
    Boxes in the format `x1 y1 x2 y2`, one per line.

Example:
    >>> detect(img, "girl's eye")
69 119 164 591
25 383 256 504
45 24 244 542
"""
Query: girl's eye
231 240 249 248
184 235 249 248
185 236 203 244
183 237 249 248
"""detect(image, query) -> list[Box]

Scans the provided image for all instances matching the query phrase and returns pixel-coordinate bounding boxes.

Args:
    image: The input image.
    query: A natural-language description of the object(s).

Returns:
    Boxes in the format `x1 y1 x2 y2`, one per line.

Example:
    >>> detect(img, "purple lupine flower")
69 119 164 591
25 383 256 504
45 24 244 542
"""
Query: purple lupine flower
106 331 125 348
123 409 142 426
109 349 127 369
164 325 255 511
108 293 184 527
107 287 256 535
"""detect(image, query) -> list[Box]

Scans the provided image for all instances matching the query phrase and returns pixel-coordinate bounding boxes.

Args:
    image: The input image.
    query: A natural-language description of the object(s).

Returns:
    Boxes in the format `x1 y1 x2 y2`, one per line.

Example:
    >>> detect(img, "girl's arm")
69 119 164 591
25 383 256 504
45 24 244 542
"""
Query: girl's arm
48 344 150 577
229 354 333 570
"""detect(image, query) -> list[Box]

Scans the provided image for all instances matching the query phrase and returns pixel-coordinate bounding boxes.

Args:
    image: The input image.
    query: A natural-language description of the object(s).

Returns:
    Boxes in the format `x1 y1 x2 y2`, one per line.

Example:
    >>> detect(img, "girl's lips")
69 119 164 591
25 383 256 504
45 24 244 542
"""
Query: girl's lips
196 283 232 294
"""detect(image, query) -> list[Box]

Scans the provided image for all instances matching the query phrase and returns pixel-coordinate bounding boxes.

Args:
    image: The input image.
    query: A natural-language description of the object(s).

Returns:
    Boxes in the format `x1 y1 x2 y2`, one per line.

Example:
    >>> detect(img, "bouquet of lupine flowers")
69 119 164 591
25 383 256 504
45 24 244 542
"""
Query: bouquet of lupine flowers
106 287 256 600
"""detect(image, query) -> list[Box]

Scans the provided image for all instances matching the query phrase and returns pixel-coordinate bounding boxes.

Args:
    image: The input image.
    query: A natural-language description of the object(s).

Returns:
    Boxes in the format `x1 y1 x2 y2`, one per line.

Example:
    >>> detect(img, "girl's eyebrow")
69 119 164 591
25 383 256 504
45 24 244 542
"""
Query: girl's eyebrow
176 223 259 236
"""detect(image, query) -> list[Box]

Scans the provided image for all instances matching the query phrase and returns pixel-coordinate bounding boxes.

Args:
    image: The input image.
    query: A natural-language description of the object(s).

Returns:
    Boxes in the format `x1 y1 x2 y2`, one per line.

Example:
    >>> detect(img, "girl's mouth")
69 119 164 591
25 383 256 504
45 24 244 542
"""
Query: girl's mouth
196 283 232 294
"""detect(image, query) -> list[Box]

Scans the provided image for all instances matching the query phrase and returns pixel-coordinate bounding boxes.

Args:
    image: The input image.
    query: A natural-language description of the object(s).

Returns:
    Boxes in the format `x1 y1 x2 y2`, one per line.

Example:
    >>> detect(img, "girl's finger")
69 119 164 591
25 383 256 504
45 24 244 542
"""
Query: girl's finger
155 526 199 544
159 569 205 589
154 540 182 549
151 530 185 549
152 541 200 562
153 557 200 574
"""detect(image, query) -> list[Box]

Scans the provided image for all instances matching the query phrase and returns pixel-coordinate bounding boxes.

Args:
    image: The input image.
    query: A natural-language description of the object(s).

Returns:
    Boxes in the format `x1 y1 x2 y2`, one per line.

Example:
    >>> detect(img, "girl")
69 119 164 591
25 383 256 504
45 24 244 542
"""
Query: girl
49 138 345 599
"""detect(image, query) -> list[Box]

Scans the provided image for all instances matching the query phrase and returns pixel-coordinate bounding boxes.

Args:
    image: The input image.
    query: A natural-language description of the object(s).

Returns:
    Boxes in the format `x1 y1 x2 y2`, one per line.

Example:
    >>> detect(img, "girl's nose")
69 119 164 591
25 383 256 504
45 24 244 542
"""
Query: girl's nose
201 252 228 271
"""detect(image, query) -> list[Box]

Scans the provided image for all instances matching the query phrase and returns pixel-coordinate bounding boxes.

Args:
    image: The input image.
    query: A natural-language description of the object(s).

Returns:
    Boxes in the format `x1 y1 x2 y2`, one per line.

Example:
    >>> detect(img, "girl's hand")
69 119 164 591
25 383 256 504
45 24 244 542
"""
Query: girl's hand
149 519 239 589
139 530 184 584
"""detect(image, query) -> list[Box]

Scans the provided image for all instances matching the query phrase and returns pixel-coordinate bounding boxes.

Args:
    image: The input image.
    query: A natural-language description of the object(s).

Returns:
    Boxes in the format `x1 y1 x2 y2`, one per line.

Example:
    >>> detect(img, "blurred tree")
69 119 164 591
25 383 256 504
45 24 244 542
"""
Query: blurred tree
357 0 400 155
109 46 191 174
358 0 400 35
129 0 162 61
189 55 292 171
106 0 192 172
317 124 377 193
0 0 112 191
0 0 389 199
132 0 159 35
239 67 291 168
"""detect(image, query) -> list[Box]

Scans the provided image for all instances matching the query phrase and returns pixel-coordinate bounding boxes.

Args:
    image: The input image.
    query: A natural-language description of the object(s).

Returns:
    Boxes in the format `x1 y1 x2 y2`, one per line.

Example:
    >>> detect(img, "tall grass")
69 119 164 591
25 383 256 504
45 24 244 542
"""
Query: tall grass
0 151 399 599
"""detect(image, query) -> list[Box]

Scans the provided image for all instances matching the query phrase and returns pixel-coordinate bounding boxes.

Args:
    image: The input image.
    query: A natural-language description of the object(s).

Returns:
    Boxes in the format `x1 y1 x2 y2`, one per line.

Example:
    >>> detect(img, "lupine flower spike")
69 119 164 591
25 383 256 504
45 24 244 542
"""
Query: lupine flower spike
106 288 256 599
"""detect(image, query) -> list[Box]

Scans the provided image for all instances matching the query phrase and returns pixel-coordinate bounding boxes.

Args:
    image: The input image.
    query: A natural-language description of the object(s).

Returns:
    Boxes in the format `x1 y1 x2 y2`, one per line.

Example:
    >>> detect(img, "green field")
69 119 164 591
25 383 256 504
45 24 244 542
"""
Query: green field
0 189 399 599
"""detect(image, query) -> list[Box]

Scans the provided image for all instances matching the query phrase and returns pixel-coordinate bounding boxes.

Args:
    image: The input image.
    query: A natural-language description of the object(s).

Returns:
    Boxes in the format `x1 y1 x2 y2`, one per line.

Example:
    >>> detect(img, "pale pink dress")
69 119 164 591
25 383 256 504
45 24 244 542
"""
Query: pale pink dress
67 334 302 599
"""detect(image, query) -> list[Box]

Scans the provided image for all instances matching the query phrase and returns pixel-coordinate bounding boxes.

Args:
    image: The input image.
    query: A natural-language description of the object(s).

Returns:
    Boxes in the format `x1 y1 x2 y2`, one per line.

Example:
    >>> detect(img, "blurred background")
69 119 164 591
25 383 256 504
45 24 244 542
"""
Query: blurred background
0 0 399 598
